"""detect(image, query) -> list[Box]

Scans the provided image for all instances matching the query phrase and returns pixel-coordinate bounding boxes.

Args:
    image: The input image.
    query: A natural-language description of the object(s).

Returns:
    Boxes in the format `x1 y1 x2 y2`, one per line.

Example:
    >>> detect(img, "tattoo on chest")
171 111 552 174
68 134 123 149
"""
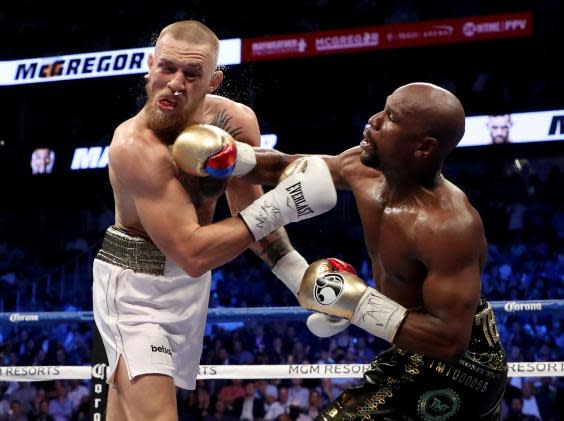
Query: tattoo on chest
209 109 244 138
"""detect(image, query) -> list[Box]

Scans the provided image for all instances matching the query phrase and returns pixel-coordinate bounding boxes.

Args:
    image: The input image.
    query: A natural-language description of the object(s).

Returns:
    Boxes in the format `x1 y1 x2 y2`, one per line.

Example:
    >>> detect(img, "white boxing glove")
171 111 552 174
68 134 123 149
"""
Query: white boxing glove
239 156 337 241
306 312 351 338
271 250 350 338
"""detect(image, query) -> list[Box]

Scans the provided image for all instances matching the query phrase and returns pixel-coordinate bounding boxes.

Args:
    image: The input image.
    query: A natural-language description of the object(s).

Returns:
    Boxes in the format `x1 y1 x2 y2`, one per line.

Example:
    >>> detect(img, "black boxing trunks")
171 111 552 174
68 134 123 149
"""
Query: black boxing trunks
317 299 507 421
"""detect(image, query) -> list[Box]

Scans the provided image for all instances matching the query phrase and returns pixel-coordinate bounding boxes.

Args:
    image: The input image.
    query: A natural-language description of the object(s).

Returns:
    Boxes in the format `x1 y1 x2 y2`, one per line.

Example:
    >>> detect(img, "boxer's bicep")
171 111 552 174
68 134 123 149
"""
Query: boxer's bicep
114 142 200 267
133 174 201 264
422 261 481 334
420 216 483 318
417 220 482 344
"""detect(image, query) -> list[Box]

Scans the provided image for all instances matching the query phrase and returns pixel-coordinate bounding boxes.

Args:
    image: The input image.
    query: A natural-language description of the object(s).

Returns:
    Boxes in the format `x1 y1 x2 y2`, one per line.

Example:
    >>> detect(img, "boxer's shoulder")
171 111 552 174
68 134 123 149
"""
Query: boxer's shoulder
204 94 260 146
337 146 383 187
110 128 174 186
205 94 254 116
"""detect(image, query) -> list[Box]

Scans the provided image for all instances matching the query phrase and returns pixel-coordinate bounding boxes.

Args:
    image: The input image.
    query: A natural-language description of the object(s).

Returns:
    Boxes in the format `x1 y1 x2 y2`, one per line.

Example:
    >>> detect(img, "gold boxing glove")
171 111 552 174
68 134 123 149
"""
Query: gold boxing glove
298 258 407 343
172 124 256 178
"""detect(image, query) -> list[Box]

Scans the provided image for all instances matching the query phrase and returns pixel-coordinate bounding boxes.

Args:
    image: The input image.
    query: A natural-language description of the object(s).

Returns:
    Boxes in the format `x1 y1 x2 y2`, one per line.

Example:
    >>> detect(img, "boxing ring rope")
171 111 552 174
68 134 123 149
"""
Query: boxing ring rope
2 300 563 324
1 300 563 382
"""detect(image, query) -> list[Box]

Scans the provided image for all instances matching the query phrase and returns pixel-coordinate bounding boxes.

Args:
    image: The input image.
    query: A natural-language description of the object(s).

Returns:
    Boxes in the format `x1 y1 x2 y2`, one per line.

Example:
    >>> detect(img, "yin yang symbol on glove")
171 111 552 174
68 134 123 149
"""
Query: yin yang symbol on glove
314 274 344 305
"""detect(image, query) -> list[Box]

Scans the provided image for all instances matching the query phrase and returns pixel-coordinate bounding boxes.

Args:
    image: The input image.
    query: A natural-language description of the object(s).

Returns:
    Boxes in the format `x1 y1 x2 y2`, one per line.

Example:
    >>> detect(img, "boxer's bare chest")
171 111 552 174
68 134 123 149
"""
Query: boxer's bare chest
173 105 237 225
353 182 426 305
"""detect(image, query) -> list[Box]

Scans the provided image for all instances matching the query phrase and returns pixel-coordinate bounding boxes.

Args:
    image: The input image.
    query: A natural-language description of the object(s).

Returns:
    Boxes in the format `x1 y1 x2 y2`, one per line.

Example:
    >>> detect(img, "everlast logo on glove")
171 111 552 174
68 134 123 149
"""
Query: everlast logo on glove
151 345 173 357
285 182 314 218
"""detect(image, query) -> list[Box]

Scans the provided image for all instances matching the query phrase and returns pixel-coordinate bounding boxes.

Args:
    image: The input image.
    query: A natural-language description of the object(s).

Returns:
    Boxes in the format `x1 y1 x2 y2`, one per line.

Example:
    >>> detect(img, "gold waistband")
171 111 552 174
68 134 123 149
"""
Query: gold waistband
95 226 166 275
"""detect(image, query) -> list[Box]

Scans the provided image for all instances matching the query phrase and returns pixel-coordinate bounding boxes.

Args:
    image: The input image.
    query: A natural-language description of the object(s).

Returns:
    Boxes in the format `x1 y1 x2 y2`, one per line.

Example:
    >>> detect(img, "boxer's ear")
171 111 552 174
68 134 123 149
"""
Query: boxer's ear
209 70 224 93
416 136 438 159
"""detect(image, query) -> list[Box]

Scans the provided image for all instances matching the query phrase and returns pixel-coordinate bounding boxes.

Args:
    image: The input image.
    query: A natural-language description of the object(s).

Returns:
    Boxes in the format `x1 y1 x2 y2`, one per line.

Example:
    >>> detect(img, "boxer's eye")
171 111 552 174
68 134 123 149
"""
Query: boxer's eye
184 71 201 81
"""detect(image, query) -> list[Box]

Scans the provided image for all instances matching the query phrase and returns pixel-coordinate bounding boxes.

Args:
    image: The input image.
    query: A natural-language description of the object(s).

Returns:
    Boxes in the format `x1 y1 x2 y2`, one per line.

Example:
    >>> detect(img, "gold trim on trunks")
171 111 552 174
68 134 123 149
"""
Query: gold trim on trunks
474 302 500 347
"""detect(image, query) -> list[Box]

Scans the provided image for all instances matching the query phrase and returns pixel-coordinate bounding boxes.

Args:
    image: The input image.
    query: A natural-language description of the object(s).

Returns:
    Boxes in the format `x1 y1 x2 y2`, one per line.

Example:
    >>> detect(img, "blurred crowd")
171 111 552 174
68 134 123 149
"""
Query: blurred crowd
0 311 562 420
1 2 563 419
0 123 564 421
1 146 564 421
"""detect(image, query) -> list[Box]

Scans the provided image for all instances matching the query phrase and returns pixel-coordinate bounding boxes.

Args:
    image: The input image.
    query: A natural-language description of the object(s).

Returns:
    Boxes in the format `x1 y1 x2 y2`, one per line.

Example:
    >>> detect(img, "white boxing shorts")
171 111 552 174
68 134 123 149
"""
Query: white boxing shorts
92 226 211 390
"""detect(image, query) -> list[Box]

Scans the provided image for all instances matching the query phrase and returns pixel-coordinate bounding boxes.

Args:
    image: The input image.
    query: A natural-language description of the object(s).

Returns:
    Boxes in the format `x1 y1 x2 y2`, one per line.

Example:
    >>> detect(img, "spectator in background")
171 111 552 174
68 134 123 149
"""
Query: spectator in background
521 380 544 420
552 320 564 350
33 400 55 421
355 337 375 363
269 337 286 364
278 387 291 415
232 381 265 421
288 379 309 411
218 379 245 410
0 389 10 420
66 381 88 414
30 148 55 175
487 114 513 144
504 397 541 421
305 390 322 420
193 387 211 419
9 383 36 416
6 400 28 421
47 382 71 421
264 386 284 421
204 400 237 421
318 379 335 407
231 340 254 365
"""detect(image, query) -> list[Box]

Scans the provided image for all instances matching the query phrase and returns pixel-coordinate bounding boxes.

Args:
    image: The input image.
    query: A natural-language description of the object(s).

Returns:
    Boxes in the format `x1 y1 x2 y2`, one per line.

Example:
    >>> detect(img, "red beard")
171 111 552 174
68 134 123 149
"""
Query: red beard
145 92 189 142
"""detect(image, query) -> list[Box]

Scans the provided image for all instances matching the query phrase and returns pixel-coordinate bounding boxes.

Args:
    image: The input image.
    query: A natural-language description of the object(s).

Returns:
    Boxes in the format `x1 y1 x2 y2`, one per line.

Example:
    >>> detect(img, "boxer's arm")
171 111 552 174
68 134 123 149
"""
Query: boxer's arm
243 147 370 190
393 211 483 361
298 215 483 350
222 105 351 337
111 137 255 278
219 104 299 271
220 105 309 287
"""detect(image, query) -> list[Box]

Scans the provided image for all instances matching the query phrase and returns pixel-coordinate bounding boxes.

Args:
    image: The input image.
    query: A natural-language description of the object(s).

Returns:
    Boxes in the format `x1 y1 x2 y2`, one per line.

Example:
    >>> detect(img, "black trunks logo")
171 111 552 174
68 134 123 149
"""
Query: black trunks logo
417 388 460 421
151 345 172 357
314 274 344 305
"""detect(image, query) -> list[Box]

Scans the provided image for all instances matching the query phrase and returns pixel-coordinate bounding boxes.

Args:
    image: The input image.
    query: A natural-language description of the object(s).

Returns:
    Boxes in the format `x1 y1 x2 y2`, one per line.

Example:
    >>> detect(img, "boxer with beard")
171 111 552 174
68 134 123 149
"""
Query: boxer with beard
92 20 336 421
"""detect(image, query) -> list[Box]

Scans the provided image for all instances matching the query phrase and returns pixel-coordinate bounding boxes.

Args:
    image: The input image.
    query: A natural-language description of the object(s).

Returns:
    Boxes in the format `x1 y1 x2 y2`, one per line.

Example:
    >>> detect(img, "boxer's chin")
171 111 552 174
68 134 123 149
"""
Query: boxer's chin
360 149 381 169
147 106 188 140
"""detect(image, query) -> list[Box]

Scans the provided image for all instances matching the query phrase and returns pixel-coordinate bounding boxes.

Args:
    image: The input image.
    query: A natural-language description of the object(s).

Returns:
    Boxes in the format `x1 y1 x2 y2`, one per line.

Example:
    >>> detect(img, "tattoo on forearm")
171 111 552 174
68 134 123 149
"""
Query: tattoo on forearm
210 109 244 138
250 228 293 268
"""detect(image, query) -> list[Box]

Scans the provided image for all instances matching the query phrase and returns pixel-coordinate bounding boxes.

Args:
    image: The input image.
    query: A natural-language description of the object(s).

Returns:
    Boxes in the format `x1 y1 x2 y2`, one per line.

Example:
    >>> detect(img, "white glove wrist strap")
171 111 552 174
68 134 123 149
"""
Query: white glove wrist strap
239 188 286 241
232 141 256 176
351 287 407 343
271 250 309 296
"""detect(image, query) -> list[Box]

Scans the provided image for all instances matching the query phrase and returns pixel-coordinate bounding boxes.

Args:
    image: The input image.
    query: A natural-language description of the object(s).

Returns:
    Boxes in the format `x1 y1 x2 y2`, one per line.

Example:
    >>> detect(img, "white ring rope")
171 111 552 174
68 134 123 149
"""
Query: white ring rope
1 362 562 382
